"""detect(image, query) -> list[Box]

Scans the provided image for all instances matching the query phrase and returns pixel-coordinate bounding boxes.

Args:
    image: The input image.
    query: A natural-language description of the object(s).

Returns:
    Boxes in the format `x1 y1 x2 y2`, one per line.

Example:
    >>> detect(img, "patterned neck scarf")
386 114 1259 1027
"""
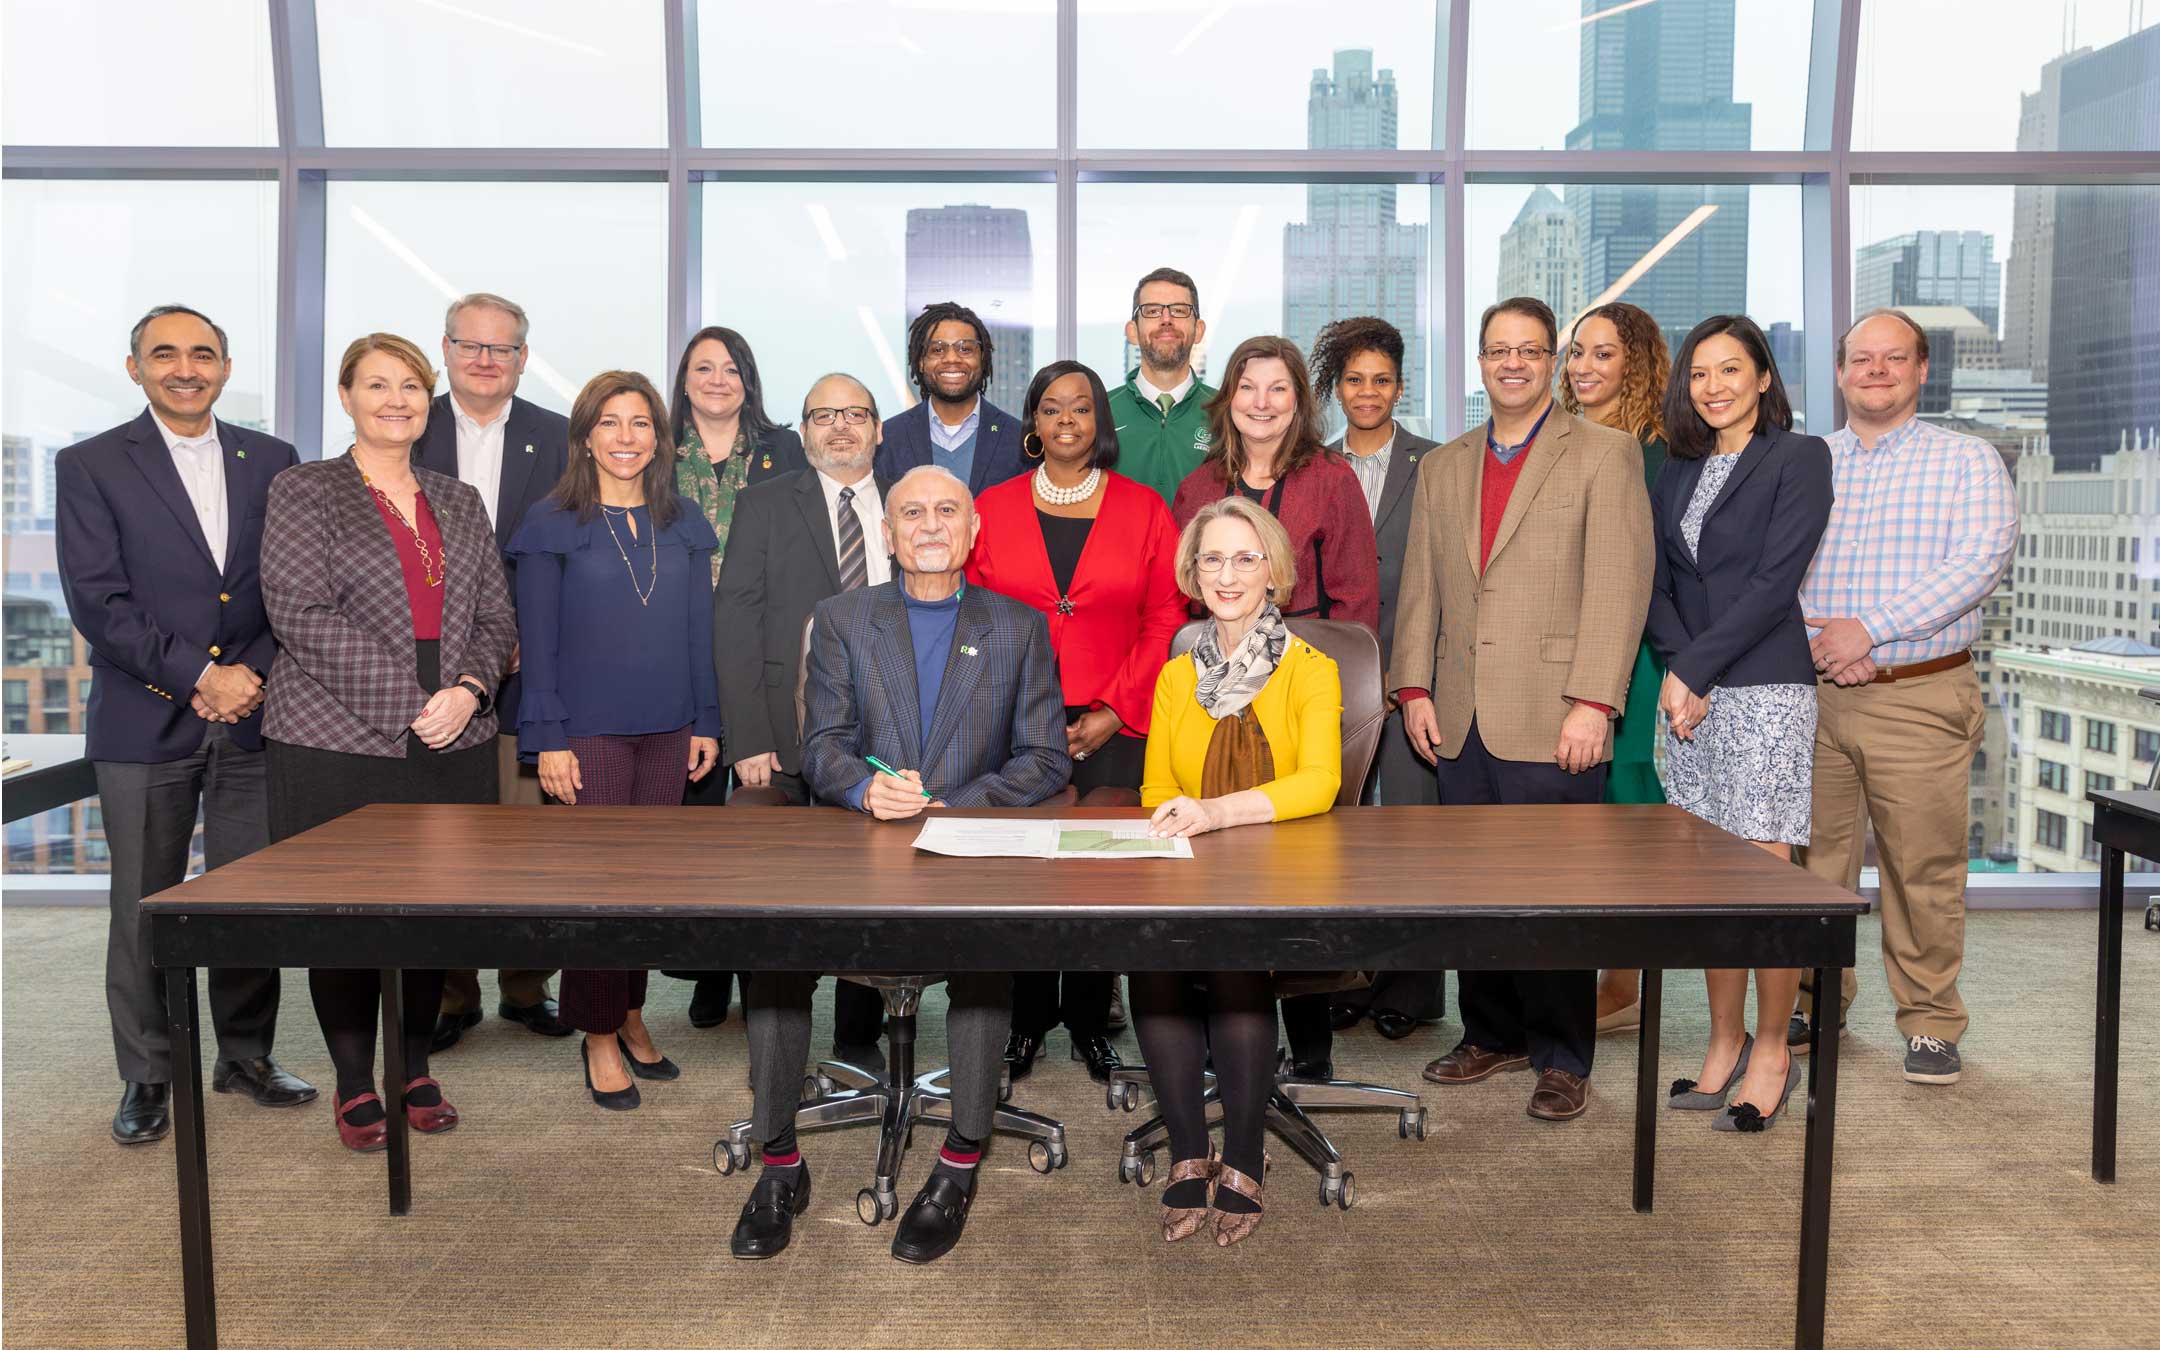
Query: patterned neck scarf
675 424 750 584
1191 605 1288 719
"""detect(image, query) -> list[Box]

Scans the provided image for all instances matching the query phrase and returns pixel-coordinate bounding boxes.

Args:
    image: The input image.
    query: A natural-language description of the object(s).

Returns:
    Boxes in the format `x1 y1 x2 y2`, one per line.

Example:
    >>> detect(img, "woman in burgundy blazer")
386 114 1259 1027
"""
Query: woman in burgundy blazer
1169 336 1378 632
964 360 1185 1082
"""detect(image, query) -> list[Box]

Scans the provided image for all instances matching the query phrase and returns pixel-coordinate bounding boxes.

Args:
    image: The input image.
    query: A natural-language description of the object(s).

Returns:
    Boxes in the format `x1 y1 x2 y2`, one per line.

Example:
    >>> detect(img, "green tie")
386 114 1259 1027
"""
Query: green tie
1156 392 1174 418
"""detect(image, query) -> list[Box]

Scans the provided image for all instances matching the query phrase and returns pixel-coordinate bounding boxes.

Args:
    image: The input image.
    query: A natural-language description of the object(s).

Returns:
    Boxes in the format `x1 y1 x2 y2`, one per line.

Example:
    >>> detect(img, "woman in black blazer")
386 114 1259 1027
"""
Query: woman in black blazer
1647 315 1832 1136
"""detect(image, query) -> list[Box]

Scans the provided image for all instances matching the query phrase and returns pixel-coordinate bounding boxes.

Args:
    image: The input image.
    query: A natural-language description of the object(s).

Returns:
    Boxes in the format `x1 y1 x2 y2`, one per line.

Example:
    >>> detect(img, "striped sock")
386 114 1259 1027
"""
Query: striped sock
932 1128 983 1191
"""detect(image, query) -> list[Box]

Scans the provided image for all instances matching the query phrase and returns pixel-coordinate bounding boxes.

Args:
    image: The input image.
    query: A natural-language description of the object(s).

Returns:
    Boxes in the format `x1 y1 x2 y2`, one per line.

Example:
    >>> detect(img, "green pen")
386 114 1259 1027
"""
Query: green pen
865 754 933 799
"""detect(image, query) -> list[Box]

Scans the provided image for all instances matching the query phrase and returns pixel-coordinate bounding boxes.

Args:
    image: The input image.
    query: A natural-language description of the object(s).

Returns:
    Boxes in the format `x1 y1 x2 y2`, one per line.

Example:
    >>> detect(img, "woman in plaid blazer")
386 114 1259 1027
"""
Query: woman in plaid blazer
261 333 516 1153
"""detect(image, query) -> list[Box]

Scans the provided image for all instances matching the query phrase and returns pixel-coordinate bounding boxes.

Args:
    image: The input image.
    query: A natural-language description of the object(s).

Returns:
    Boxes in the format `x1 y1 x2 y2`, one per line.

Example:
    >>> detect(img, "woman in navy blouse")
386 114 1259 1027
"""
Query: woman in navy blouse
509 370 720 1111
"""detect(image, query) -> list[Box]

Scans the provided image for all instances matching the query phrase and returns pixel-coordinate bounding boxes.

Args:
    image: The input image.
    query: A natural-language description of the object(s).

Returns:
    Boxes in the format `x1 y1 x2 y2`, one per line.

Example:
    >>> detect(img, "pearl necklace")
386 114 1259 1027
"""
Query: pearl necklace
1032 465 1100 506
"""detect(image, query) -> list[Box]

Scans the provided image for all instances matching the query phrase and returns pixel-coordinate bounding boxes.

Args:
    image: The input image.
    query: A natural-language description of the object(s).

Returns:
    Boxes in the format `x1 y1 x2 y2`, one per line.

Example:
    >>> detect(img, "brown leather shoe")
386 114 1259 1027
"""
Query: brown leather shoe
1423 1041 1531 1085
1527 1068 1589 1121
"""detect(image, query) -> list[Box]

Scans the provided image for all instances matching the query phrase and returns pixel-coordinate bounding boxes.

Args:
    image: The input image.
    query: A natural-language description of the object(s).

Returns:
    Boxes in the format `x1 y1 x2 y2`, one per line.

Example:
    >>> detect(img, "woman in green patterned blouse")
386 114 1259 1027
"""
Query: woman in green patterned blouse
1561 301 1670 1035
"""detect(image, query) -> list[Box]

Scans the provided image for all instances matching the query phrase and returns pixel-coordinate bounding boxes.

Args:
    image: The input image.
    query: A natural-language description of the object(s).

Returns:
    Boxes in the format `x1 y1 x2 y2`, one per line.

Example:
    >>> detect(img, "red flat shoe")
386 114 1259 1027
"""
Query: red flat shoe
403 1077 459 1134
334 1092 388 1153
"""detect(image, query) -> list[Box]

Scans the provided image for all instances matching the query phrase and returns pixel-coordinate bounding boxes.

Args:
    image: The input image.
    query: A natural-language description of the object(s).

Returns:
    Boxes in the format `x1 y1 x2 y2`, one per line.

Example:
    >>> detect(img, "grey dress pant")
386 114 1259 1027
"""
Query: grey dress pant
95 722 280 1084
746 972 1011 1143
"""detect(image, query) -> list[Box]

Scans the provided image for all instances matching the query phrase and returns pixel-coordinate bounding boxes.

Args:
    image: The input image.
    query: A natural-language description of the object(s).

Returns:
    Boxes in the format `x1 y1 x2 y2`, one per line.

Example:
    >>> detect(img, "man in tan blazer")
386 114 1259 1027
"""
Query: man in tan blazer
1390 297 1653 1123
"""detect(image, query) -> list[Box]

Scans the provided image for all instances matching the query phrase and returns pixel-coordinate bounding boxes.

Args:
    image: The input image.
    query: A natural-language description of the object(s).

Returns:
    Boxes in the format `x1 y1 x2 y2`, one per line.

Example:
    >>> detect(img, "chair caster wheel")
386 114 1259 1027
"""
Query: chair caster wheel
1336 1172 1356 1210
801 1074 821 1101
815 1072 840 1097
1399 1108 1427 1141
714 1139 749 1175
856 1187 894 1225
1028 1140 1055 1174
2146 903 2159 932
1135 1152 1156 1188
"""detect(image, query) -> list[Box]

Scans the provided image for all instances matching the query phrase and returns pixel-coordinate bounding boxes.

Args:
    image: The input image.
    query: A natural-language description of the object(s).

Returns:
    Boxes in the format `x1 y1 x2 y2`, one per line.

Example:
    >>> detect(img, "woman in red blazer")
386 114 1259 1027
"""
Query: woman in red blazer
966 359 1186 1085
1169 336 1378 632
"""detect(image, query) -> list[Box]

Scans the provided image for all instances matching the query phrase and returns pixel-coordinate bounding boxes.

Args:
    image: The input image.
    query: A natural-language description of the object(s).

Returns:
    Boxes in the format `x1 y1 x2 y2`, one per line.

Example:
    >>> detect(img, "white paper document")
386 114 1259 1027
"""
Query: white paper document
911 817 1193 860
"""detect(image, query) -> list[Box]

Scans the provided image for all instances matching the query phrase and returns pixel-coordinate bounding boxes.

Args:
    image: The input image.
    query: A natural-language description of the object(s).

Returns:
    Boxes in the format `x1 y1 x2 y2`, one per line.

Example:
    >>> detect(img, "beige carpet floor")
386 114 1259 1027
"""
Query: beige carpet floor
3 906 2157 1349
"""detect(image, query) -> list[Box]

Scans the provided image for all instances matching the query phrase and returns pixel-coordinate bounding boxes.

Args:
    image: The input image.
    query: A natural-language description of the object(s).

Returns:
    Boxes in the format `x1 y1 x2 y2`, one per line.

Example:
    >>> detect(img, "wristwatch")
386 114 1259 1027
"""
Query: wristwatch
455 677 492 716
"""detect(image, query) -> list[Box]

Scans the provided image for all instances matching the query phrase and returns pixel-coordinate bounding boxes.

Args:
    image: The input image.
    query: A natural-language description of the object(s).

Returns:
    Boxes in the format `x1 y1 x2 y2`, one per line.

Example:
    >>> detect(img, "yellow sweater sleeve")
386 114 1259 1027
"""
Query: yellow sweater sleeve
1139 656 1191 809
1254 645 1343 822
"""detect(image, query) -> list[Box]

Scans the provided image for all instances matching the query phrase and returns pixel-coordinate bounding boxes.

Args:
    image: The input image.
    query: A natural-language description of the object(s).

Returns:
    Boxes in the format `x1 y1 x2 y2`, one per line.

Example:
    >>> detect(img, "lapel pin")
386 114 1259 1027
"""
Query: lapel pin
523 443 534 454
761 453 773 469
961 644 979 657
235 449 246 459
989 424 999 433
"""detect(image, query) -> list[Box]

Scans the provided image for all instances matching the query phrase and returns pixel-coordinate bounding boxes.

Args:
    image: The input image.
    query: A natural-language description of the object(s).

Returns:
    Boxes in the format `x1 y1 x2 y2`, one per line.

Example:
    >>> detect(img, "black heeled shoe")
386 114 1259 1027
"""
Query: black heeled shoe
618 1033 681 1082
1328 1003 1365 1033
582 1039 640 1111
1371 1009 1422 1041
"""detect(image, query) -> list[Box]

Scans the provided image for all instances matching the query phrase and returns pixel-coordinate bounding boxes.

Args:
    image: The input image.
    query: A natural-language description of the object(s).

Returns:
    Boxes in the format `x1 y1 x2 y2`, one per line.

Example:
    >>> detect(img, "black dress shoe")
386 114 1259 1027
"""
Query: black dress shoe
891 1172 974 1264
1328 1003 1366 1032
1069 1034 1122 1083
1285 1056 1334 1082
1003 1033 1044 1082
212 1056 319 1107
688 977 733 1029
113 1081 170 1145
431 1008 481 1053
730 1164 812 1259
831 1041 887 1078
499 998 573 1038
1371 1009 1422 1041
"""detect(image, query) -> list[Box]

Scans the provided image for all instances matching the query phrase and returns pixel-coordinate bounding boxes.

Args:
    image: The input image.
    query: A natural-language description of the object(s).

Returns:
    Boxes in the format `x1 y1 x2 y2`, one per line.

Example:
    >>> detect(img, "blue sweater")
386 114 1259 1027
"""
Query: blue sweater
845 582 964 810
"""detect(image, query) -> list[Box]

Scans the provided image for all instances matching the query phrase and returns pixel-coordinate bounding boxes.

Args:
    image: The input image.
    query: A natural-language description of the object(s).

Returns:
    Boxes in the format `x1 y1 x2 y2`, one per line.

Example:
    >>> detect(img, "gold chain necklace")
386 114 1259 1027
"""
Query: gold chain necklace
361 470 443 587
601 505 658 606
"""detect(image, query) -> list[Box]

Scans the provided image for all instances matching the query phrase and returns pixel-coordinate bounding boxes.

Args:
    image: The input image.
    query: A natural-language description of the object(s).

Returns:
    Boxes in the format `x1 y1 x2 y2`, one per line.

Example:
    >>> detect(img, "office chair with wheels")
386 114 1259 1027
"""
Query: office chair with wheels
713 615 1071 1226
1086 617 1427 1210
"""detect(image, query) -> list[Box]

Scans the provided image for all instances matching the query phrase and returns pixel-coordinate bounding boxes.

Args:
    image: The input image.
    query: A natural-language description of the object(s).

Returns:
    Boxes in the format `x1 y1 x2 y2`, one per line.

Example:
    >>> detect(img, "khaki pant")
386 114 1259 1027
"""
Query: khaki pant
1797 664 1984 1041
442 736 556 1014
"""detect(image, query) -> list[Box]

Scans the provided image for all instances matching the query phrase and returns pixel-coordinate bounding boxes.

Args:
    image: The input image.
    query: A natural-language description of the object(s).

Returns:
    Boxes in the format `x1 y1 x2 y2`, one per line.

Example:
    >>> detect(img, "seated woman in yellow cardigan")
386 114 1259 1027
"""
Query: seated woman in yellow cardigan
1137 495 1342 1249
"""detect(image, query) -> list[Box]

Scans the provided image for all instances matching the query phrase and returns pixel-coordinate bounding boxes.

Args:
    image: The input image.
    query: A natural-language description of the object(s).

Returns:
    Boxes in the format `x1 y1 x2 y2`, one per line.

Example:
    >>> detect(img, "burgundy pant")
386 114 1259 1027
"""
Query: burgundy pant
557 726 693 1034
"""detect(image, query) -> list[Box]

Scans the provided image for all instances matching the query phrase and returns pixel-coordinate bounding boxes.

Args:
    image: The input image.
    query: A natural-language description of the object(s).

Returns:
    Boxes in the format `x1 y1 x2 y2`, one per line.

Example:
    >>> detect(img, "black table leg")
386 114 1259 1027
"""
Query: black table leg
165 966 218 1350
1795 964 1841 1350
380 967 411 1216
1632 969 1662 1214
2094 845 2125 1184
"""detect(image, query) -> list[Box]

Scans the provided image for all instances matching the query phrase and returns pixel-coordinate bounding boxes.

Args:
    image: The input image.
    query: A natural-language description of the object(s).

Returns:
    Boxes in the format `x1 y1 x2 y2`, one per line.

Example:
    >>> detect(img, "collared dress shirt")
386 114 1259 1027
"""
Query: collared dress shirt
1345 431 1396 520
1799 415 2018 666
451 396 509 531
152 411 228 691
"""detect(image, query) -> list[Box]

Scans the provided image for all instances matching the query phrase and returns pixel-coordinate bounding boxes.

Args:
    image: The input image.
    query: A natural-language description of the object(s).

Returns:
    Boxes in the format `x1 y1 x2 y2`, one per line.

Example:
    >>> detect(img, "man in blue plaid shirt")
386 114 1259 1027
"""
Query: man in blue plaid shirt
1796 309 2018 1088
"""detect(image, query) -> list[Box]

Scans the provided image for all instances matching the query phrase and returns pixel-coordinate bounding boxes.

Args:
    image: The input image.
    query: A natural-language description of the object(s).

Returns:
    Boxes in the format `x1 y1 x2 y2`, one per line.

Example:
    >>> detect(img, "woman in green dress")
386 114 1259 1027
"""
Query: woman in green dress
1560 301 1670 1034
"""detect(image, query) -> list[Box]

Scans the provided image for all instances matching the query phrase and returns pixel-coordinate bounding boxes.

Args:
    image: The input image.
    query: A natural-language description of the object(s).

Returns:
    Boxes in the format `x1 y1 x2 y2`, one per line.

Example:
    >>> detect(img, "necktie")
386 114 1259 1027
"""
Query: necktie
836 486 868 591
1157 393 1175 418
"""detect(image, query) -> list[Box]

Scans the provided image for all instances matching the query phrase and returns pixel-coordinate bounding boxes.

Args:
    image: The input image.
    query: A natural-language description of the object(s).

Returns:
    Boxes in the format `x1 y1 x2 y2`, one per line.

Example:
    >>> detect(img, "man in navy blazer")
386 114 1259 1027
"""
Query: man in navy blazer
410 291 572 1047
871 301 1030 495
56 305 317 1145
731 465 1067 1268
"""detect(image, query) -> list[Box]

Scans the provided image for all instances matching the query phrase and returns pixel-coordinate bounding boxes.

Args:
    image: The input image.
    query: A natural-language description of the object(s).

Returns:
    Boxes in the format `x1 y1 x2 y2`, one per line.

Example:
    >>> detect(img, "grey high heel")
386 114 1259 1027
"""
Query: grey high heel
1716 1049 1804 1133
1668 1032 1753 1111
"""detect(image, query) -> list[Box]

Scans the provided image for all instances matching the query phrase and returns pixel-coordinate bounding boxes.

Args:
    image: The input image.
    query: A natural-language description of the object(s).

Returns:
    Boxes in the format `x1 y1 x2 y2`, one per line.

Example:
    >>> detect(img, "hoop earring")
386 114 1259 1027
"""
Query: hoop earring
1023 431 1044 460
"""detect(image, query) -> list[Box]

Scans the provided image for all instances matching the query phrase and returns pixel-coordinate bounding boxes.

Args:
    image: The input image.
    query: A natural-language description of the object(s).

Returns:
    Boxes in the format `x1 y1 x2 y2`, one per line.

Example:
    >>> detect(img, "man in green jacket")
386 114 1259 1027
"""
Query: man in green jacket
1106 266 1216 504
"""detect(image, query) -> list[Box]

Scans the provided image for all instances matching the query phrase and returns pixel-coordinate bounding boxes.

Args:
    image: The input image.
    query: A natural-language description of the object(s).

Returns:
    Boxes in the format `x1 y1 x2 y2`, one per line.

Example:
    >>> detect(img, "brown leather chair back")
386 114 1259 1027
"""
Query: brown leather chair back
1168 617 1384 809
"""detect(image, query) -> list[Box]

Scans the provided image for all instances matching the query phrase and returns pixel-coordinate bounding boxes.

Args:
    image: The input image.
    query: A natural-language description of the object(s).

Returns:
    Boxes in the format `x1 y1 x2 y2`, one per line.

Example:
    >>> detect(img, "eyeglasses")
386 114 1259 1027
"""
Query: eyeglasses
923 339 982 359
1195 551 1266 575
805 405 874 427
1134 303 1198 321
446 337 522 362
1478 343 1554 362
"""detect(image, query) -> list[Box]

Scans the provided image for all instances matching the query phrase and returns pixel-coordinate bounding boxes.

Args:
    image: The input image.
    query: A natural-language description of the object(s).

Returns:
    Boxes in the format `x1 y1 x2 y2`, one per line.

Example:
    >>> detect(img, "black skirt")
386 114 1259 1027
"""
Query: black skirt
267 639 499 843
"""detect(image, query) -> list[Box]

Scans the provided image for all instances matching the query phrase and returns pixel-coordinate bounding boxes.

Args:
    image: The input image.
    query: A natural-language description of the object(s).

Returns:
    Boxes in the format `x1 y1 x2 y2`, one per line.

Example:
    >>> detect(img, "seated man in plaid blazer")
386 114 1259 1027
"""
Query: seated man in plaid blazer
731 463 1069 1268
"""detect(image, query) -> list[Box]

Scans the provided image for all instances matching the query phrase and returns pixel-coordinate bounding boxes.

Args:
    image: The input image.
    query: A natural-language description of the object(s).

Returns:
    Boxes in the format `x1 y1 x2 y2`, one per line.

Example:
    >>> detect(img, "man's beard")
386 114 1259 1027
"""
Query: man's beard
922 369 987 404
1141 335 1192 373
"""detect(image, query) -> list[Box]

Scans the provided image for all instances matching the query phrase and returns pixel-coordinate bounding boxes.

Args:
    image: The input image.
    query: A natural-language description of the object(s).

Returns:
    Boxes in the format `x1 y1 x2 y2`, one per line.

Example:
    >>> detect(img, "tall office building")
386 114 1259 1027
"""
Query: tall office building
1854 231 2002 335
1563 0 1750 345
1496 187 1584 325
2044 24 2160 470
2 434 34 532
903 204 1034 415
1282 49 1429 420
2003 49 2085 378
1899 305 2003 414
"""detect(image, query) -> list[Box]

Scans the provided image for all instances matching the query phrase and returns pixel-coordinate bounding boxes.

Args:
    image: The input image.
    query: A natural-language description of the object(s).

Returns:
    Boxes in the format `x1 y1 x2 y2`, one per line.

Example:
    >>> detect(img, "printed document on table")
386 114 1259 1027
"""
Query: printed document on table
911 818 1191 860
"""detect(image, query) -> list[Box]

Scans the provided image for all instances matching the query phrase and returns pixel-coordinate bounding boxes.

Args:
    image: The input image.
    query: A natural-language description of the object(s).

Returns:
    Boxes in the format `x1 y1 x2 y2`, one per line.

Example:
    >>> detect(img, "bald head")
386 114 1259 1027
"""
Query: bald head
882 463 978 581
801 372 880 479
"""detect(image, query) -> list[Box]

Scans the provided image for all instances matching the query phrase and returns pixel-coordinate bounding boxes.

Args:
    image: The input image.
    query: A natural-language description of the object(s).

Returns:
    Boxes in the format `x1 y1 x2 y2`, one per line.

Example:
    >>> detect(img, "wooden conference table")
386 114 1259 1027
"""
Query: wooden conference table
146 803 1867 1350
2087 788 2157 1184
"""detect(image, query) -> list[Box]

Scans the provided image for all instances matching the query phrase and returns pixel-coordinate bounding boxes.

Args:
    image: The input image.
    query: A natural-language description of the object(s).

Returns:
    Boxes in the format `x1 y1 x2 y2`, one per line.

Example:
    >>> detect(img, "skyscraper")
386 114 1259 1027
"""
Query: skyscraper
1496 187 1584 324
1563 0 1750 345
1854 231 2003 335
2003 48 2085 379
903 204 1034 414
2043 24 2160 470
1282 50 1429 420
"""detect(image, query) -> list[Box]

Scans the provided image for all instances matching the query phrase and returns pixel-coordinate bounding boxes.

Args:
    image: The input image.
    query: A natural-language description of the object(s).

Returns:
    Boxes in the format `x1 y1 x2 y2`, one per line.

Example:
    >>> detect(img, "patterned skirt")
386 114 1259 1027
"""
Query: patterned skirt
1662 682 1817 846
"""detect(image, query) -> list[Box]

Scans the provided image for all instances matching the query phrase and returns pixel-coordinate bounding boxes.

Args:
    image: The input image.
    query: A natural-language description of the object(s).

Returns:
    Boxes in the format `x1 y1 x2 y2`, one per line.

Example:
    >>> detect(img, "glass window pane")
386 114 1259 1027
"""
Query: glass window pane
1854 3 2159 151
1 0 276 145
3 179 275 878
700 182 1056 424
1078 181 1435 436
699 1 1054 148
1467 0 1809 152
1465 182 1801 434
317 0 667 147
1078 3 1436 150
321 182 669 454
1853 183 2160 875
